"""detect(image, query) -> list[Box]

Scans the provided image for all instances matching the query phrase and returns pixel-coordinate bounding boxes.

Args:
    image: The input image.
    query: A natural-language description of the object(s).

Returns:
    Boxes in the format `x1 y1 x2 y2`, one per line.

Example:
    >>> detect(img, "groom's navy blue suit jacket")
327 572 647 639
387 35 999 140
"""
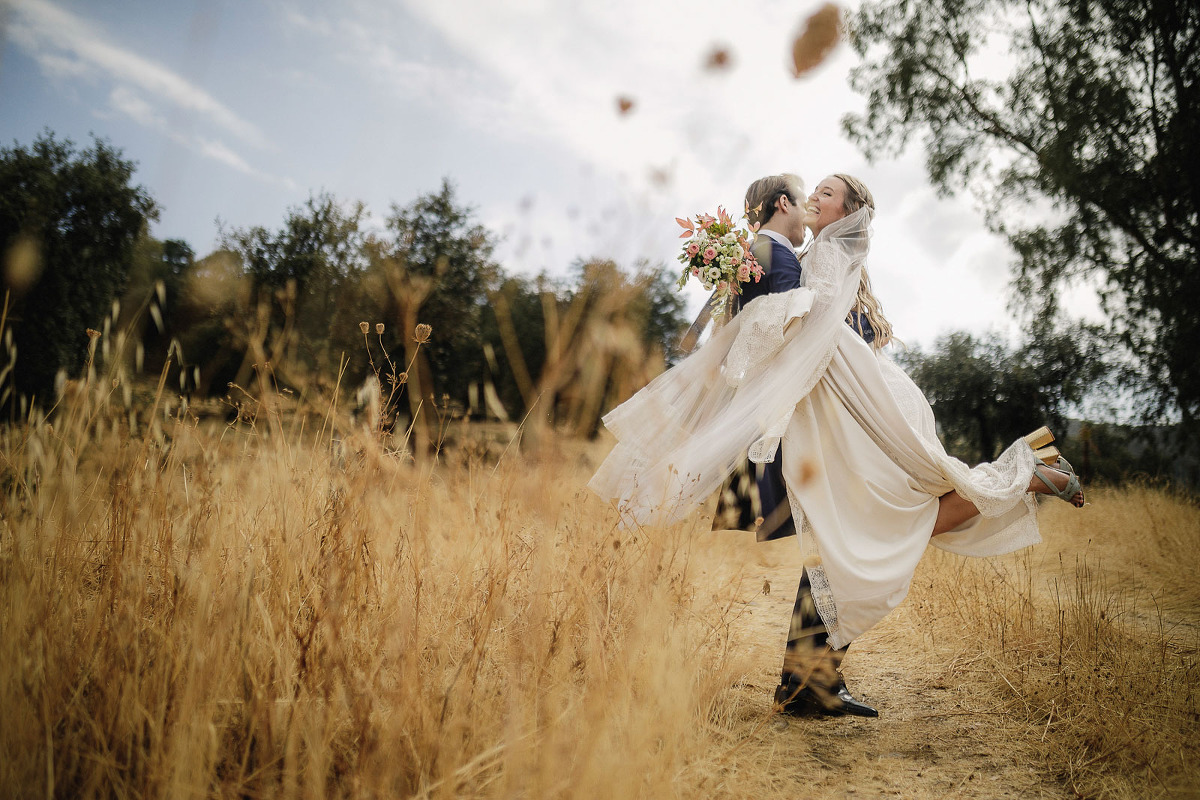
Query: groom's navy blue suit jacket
730 233 874 541
740 235 804 307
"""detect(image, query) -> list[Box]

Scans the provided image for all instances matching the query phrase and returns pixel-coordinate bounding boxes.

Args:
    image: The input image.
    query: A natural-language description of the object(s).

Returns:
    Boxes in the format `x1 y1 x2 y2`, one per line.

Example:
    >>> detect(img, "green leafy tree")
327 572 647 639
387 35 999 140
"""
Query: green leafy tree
0 132 157 406
382 180 499 409
845 0 1199 431
219 193 371 388
897 326 1108 462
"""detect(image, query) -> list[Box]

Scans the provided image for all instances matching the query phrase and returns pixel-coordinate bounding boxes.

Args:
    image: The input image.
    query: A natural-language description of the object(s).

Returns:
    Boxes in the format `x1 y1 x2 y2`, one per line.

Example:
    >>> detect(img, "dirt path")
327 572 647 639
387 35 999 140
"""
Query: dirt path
697 532 1074 800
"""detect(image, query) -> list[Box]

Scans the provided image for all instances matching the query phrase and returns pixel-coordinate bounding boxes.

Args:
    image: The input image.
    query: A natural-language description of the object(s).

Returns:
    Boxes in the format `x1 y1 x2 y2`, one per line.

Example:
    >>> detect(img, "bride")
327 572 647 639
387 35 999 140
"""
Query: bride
588 173 1084 717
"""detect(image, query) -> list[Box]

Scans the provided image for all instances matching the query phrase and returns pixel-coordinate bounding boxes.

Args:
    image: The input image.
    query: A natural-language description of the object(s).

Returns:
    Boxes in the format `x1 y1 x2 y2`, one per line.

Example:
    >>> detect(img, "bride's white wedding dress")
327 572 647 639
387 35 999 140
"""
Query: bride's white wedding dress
588 208 1041 649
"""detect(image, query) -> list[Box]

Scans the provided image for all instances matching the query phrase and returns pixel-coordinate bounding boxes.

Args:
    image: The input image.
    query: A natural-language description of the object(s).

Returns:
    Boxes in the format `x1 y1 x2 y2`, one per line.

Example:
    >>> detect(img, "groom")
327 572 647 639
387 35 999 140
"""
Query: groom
714 172 878 719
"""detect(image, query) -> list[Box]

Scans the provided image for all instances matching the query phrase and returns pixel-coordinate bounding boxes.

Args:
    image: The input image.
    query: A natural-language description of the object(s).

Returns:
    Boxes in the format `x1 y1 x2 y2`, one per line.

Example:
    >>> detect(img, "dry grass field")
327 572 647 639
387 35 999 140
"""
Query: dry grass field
1 361 1198 798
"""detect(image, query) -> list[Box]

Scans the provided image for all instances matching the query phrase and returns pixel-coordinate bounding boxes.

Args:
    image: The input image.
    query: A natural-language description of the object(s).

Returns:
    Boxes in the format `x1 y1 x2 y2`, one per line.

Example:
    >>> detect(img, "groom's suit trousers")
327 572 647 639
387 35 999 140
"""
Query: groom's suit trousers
783 567 846 688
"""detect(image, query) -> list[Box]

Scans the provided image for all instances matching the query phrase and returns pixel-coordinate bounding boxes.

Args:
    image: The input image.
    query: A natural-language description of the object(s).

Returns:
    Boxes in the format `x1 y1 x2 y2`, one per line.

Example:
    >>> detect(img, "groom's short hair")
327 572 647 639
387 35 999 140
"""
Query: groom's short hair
745 174 803 228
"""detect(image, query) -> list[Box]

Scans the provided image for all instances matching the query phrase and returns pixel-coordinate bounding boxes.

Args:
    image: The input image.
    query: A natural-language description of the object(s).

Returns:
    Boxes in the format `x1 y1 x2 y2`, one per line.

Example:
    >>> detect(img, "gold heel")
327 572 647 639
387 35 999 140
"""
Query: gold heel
1032 445 1060 465
1023 426 1055 450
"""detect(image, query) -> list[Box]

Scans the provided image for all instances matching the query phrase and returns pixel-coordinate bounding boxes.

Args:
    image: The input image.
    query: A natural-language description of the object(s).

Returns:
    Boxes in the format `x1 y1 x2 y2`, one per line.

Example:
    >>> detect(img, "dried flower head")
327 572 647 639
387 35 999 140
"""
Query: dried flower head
414 323 432 344
86 328 101 339
375 323 385 335
359 321 370 334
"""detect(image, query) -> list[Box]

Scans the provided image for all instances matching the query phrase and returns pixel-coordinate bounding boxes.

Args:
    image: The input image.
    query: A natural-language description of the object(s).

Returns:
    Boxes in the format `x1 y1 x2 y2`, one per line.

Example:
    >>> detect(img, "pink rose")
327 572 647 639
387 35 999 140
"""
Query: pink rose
692 268 700 276
687 242 700 256
737 264 750 281
703 246 717 261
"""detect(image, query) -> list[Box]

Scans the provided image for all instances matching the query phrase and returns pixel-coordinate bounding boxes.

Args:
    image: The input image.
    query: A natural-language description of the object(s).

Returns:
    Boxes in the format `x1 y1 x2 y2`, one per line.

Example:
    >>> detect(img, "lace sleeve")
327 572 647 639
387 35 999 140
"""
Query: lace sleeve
723 288 815 387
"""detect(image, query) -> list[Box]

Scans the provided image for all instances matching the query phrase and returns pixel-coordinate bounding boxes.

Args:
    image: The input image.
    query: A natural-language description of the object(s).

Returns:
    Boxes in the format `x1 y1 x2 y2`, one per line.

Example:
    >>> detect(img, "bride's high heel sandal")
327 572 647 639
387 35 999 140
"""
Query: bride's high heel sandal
1023 426 1060 465
1032 445 1061 464
1034 456 1084 507
1023 426 1054 449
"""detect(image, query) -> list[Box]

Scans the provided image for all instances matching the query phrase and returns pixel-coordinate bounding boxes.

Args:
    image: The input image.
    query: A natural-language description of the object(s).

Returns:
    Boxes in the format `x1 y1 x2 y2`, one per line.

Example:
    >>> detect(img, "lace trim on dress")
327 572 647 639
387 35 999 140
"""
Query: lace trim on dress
720 289 816 388
806 564 844 650
947 440 1040 518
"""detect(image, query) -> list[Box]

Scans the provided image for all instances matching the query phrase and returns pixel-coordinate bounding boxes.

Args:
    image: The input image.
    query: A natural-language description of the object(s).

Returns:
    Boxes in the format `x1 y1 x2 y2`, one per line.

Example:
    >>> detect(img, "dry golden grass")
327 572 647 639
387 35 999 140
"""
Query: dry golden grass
2 359 1198 798
0 378 758 797
906 488 1200 798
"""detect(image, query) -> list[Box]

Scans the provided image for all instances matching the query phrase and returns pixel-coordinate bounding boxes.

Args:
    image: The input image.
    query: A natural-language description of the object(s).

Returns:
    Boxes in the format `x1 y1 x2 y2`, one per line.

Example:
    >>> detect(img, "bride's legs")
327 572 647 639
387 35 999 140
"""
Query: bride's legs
932 467 1084 536
933 491 978 535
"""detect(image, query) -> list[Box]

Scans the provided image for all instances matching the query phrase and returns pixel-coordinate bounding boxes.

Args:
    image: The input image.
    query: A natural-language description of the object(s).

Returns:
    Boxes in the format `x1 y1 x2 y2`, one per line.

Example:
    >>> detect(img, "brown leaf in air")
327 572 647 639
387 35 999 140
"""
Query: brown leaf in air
648 165 672 187
704 46 733 71
616 96 635 115
791 3 842 78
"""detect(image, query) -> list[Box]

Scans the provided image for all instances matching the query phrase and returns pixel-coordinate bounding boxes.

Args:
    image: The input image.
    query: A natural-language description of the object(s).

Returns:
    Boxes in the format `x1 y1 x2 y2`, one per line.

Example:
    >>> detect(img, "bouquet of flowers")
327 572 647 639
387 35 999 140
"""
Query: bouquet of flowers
675 206 762 318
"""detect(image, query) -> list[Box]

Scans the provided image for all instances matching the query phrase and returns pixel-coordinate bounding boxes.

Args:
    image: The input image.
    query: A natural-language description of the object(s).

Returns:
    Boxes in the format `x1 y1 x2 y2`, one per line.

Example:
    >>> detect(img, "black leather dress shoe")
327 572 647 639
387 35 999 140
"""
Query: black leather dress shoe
773 680 879 719
832 680 879 718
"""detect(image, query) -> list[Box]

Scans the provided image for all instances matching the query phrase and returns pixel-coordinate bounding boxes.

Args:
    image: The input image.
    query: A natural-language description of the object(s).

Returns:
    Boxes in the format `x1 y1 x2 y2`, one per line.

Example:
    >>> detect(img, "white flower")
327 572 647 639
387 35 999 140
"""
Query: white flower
707 267 721 282
722 232 737 245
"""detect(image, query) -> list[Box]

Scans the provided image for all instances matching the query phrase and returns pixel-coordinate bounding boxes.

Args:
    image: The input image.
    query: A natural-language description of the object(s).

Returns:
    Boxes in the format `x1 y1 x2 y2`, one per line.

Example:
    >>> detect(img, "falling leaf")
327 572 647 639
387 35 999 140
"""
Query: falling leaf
792 3 842 78
648 165 672 186
616 96 635 115
704 46 733 71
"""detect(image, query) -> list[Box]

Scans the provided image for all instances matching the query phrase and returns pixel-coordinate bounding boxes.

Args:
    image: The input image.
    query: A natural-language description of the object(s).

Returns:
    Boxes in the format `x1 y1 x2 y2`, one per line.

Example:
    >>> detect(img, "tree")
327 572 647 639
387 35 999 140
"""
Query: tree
845 0 1199 432
896 326 1108 462
120 235 195 384
382 180 499 410
219 193 372 389
0 131 157 406
631 264 689 366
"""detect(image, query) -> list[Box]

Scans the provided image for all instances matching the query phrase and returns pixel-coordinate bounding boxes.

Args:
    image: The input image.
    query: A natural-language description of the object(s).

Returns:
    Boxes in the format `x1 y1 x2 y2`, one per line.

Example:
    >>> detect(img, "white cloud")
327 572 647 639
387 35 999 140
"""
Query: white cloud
194 137 297 190
97 87 295 190
6 0 296 189
107 86 165 129
8 0 267 148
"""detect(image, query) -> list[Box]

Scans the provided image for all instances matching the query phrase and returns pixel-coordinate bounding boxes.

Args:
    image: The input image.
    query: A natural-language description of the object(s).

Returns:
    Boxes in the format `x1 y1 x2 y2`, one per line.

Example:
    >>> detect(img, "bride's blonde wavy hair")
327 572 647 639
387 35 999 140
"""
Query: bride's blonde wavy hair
834 173 895 350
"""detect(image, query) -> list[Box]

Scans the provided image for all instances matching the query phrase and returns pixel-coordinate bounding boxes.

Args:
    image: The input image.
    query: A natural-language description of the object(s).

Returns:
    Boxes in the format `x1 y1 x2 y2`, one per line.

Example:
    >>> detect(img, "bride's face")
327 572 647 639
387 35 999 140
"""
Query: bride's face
804 177 848 237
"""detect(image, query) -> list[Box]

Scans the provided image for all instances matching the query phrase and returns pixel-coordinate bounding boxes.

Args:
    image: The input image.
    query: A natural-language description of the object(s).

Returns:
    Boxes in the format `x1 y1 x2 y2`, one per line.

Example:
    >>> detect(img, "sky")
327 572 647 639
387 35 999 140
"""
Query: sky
0 0 1091 349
